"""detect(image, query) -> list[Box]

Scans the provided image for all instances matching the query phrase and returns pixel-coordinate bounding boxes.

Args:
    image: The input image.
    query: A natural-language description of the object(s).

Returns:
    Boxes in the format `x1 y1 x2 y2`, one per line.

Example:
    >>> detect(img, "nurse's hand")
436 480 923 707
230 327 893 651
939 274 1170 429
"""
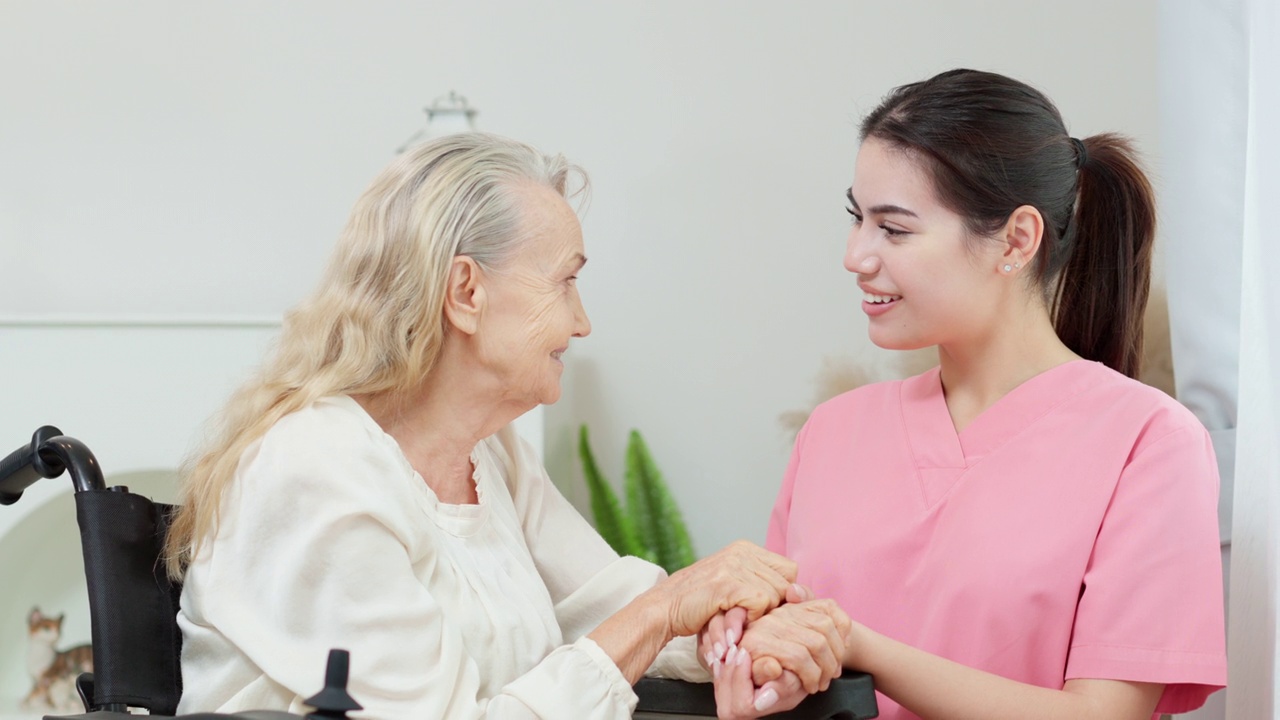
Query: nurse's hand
662 541 796 637
713 647 807 719
699 606 748 670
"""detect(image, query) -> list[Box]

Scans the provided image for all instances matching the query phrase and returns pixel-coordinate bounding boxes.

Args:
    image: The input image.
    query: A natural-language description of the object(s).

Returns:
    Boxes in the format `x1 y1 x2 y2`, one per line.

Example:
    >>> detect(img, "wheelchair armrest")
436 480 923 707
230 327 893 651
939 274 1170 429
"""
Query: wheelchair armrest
634 673 878 719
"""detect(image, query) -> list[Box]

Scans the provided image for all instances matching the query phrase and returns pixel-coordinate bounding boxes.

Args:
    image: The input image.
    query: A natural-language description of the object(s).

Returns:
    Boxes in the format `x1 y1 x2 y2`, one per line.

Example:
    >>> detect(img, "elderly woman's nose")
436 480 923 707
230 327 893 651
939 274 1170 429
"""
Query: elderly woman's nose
573 297 592 338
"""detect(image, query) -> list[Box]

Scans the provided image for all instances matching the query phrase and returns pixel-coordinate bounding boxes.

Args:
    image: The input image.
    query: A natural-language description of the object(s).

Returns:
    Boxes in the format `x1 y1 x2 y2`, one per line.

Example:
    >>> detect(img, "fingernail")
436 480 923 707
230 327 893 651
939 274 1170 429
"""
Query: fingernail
705 651 716 668
725 646 738 664
714 642 725 659
725 627 738 646
754 688 779 712
737 648 751 666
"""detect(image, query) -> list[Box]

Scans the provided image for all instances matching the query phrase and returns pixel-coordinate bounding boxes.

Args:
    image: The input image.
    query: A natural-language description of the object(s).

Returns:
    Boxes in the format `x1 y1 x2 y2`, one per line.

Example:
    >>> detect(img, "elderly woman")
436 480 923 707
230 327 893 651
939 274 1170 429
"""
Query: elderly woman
163 133 844 719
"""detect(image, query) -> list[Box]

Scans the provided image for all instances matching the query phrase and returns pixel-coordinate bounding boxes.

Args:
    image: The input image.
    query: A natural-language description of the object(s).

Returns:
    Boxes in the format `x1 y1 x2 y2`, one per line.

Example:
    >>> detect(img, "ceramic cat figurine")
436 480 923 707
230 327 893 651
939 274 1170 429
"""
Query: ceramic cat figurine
21 607 93 715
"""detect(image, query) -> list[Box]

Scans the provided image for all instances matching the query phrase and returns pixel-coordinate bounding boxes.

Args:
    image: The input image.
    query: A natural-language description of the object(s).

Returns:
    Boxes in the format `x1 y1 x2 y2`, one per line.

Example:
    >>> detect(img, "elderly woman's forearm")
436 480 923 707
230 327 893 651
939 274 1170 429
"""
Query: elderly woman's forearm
586 585 677 684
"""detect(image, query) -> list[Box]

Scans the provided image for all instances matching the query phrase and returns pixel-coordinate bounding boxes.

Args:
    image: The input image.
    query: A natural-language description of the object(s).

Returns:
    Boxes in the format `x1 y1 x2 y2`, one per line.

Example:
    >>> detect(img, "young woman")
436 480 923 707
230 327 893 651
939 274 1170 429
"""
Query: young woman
707 69 1227 720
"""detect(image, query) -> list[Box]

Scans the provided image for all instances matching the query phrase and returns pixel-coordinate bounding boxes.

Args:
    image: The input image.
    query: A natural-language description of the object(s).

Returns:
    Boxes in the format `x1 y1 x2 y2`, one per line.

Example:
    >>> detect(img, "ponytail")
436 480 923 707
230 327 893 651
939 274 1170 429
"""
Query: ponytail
1052 133 1155 378
860 71 1157 379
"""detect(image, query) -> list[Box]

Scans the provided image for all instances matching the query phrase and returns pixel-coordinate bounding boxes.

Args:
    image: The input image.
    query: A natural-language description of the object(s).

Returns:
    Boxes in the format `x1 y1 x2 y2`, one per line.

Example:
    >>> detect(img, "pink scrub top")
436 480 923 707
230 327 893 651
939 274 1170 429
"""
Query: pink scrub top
766 360 1226 719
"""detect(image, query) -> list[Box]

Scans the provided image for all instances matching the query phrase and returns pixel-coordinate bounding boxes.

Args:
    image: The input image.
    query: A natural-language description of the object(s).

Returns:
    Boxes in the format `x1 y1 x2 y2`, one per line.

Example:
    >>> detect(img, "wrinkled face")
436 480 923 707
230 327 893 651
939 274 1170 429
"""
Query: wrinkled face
844 138 1005 351
476 184 591 407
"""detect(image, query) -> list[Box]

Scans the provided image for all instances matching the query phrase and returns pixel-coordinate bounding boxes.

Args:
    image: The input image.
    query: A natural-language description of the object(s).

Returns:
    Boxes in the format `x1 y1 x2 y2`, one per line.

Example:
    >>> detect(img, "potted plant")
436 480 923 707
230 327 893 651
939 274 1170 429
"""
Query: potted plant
578 425 696 574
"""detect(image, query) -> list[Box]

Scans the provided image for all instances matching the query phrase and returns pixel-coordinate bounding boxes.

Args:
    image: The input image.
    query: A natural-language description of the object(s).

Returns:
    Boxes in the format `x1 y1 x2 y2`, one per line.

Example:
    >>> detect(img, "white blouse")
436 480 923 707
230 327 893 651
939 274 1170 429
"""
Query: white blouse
177 395 705 719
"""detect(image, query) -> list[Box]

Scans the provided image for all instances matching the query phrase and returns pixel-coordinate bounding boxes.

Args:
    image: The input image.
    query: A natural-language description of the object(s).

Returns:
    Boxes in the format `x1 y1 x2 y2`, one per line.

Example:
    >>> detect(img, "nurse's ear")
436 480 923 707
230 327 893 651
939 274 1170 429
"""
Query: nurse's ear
443 255 487 335
998 205 1044 273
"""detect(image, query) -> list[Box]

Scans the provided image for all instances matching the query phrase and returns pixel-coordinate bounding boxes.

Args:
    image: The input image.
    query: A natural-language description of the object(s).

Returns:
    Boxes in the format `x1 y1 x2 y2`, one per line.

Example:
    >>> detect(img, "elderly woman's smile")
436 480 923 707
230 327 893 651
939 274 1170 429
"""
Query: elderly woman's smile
470 181 591 408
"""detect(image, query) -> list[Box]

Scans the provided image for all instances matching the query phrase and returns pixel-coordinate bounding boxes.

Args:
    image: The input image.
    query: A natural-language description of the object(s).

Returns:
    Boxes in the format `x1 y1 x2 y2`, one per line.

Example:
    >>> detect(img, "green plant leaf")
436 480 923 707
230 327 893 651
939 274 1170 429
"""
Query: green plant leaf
578 425 649 560
625 429 697 573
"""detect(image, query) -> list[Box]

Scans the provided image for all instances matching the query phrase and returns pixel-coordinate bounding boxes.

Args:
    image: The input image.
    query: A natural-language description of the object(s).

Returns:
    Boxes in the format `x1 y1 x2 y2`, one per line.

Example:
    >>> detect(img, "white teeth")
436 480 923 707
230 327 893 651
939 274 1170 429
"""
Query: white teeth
863 292 901 304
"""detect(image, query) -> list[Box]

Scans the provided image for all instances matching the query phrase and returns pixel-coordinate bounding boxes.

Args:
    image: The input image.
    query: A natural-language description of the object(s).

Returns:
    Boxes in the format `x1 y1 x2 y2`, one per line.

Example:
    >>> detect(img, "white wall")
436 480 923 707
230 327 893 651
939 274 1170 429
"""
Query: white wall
0 1 1158 557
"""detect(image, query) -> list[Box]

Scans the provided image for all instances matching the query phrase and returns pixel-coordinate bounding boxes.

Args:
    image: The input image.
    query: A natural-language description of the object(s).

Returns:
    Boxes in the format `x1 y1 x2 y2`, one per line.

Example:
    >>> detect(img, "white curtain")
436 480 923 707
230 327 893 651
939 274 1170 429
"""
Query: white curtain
1224 0 1280 717
1159 0 1280 717
1159 0 1246 712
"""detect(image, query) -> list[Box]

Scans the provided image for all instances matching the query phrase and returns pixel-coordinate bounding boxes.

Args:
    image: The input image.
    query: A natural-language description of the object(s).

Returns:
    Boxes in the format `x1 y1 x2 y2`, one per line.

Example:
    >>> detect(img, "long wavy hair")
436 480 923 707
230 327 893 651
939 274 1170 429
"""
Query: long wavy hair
163 133 585 579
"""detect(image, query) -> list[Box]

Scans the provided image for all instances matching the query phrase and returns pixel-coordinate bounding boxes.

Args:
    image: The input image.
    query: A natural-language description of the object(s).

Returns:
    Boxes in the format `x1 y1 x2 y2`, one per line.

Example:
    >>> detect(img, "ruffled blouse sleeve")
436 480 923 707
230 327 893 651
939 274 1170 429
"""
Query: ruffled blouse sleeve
493 426 710 682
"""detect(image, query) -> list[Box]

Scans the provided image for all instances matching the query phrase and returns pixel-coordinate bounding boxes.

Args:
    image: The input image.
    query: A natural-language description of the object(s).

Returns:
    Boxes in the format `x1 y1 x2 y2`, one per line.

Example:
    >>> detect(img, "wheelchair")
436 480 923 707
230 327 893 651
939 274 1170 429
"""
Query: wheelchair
0 426 878 719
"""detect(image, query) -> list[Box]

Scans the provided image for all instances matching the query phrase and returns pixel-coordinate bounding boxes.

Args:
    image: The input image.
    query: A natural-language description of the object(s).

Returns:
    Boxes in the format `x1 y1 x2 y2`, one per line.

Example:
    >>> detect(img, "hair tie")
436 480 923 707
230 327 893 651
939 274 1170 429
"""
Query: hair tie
1070 137 1089 170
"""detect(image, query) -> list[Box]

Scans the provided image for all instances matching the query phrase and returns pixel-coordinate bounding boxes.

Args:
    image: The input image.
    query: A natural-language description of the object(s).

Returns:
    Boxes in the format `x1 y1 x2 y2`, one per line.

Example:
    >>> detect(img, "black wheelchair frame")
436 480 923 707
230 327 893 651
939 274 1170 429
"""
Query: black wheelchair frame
0 426 877 719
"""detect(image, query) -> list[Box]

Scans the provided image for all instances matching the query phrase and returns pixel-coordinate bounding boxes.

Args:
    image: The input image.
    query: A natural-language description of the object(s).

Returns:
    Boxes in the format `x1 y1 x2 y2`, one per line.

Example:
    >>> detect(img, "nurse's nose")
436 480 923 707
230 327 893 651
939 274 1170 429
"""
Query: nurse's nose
844 227 881 275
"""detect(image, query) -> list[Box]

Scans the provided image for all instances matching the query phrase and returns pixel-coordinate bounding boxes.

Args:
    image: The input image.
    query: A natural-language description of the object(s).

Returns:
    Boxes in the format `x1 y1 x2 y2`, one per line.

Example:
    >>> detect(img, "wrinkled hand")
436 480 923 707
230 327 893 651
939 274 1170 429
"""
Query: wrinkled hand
738 597 849 693
700 584 809 667
662 541 796 637
700 583 850 717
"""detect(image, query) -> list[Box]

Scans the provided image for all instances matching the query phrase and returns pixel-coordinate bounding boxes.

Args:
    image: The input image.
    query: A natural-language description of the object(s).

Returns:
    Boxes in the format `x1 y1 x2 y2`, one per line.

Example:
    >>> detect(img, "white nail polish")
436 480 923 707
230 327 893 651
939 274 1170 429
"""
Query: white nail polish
714 642 725 659
754 688 779 712
725 646 737 664
705 651 716 668
737 648 750 666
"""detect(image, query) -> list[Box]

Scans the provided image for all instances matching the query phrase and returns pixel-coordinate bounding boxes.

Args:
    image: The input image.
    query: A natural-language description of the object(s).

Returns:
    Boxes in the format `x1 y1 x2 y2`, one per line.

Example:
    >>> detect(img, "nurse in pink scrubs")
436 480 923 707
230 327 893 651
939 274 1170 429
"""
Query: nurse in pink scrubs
708 69 1227 719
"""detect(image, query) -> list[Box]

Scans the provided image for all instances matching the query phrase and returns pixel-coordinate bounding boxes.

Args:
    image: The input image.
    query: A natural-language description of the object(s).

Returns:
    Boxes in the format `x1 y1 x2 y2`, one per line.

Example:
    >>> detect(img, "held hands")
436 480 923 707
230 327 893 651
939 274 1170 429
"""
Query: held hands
699 584 851 718
661 541 797 637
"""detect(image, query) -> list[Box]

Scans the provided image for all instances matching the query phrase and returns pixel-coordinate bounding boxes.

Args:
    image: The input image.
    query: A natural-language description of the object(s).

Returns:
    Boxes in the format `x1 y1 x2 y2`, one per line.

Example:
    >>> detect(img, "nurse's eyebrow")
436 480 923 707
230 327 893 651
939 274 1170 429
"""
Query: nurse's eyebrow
846 188 918 218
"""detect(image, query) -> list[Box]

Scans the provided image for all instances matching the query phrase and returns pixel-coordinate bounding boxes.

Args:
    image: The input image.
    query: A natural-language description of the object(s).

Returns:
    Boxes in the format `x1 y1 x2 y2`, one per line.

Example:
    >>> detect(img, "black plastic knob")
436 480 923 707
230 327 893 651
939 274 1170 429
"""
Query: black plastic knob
304 649 363 718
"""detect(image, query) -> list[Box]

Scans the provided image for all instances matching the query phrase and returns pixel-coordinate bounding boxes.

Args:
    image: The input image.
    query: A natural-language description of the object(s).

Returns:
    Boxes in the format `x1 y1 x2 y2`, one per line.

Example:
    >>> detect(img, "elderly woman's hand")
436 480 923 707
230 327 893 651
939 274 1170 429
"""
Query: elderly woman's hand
660 541 797 637
700 583 850 716
699 584 844 684
738 598 849 694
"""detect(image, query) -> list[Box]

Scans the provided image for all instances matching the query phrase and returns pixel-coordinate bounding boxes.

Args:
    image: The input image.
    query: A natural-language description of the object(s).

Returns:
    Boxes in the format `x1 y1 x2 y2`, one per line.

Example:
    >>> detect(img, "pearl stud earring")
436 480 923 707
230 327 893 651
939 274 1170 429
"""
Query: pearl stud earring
1003 264 1012 272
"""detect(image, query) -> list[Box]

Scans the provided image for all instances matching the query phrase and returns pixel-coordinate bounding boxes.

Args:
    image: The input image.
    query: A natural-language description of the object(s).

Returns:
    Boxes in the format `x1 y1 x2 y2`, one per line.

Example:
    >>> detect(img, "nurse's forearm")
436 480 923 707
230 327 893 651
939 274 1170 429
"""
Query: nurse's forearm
587 585 676 684
845 624 1163 720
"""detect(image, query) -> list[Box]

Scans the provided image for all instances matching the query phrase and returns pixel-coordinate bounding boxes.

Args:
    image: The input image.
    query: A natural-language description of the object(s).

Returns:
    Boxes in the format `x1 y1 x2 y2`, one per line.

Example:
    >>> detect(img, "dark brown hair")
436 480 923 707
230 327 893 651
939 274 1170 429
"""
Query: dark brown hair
861 69 1154 378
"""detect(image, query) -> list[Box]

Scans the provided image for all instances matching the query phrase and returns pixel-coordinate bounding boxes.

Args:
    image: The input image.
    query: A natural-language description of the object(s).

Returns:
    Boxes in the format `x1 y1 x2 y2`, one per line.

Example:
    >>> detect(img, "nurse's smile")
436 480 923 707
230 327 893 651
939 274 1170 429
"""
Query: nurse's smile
860 286 901 317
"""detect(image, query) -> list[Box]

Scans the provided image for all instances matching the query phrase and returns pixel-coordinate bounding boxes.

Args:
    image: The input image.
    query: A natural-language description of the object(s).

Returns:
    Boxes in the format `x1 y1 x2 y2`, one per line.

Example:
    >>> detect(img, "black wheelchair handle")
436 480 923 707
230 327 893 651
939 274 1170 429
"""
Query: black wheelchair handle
0 426 106 505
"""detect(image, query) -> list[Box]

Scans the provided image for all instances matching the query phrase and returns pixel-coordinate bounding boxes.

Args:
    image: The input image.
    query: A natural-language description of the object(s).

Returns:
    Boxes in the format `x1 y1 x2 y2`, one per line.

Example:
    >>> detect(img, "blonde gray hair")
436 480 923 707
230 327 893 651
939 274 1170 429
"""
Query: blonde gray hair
164 133 585 578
